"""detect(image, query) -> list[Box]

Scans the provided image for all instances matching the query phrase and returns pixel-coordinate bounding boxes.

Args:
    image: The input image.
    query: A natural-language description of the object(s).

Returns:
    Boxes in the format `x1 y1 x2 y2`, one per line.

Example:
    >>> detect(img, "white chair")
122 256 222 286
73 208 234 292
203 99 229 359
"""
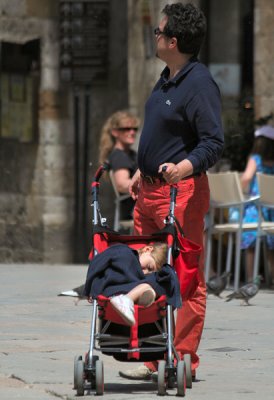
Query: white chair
205 171 259 290
109 170 134 232
253 173 274 285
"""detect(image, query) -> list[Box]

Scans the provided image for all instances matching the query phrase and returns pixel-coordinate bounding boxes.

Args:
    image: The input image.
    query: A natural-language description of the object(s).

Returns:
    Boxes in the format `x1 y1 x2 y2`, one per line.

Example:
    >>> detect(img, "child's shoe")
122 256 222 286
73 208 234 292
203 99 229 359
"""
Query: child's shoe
110 295 135 326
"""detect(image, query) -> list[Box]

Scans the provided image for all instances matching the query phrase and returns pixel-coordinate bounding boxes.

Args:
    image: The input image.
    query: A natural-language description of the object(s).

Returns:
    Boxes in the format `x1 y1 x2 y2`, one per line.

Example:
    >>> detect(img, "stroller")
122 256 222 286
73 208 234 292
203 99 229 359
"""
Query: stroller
73 164 200 396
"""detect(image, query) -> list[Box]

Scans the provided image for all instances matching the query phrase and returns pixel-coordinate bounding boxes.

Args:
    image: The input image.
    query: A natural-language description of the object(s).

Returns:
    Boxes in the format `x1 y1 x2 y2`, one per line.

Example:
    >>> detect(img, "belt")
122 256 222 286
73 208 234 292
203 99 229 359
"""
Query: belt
141 174 166 184
141 172 203 185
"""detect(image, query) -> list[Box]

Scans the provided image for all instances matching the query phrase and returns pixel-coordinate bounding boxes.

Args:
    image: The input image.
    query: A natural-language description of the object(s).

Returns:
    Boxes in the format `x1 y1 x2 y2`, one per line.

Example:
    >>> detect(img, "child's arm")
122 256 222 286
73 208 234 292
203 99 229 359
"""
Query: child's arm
241 157 257 192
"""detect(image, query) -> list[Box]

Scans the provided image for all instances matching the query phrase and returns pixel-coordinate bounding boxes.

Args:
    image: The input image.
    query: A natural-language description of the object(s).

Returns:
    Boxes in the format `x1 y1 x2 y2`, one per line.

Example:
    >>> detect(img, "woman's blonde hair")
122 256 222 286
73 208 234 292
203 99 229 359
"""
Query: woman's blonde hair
99 110 140 165
138 242 168 271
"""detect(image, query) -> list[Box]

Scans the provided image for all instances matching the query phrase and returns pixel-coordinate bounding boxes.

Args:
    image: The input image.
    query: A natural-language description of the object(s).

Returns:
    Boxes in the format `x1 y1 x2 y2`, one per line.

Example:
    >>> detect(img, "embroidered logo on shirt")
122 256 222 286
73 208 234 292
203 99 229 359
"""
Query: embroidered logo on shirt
165 99 171 106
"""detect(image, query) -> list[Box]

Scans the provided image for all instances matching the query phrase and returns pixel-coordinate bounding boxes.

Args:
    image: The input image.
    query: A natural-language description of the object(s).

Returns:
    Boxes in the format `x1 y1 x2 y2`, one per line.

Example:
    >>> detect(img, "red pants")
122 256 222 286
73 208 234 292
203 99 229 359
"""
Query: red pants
134 174 210 373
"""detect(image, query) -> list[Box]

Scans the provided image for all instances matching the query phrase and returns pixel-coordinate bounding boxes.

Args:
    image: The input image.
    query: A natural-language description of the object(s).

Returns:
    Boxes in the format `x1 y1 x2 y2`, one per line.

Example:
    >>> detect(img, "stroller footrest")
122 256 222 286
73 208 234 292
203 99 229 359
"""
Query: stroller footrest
97 295 168 360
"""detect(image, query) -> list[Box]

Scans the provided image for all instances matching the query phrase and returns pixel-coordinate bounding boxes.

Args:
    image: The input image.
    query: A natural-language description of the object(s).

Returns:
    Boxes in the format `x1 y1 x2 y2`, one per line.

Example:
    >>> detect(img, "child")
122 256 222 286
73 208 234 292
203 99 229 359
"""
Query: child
84 242 181 326
229 124 274 282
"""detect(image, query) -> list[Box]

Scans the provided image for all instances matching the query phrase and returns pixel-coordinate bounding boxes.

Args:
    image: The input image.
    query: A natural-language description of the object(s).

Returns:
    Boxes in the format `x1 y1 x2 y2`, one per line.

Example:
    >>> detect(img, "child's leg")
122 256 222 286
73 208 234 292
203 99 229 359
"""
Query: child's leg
110 284 156 327
127 283 156 307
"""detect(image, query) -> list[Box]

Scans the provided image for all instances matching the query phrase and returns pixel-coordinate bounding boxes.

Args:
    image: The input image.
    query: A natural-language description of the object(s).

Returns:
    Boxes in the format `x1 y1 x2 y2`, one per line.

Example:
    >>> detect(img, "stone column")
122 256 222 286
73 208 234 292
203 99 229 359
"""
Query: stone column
38 21 74 263
254 0 274 118
127 0 169 120
208 0 242 98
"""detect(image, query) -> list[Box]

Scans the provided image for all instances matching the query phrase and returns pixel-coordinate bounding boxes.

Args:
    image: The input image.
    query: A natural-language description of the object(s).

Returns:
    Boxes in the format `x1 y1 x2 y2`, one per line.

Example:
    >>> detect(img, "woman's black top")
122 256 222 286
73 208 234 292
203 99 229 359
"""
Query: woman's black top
108 148 137 220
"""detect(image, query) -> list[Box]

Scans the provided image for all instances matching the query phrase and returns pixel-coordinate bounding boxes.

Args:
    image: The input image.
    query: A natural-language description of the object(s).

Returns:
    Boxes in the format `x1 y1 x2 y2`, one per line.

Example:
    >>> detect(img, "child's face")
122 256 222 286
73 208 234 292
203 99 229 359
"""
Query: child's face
139 252 157 274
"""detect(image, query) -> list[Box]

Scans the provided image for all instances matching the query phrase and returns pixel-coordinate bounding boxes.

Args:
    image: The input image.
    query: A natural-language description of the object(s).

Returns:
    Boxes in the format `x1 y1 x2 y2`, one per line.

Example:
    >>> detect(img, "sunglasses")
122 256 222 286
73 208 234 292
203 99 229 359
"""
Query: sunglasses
154 27 166 36
116 127 139 132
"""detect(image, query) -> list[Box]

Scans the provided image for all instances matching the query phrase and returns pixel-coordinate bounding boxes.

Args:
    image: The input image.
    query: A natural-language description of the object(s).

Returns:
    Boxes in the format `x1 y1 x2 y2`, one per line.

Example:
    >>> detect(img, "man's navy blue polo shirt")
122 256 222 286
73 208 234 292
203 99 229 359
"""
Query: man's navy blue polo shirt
138 58 224 177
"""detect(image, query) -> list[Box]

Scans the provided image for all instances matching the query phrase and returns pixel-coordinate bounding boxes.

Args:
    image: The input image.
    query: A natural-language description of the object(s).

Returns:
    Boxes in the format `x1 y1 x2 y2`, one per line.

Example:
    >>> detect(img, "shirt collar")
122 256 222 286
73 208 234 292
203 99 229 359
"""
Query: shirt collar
160 56 199 85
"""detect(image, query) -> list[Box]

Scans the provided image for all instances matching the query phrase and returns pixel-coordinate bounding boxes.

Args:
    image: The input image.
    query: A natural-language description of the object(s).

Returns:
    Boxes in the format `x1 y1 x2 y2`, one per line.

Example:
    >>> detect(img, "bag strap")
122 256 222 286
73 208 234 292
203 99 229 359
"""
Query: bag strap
174 216 185 238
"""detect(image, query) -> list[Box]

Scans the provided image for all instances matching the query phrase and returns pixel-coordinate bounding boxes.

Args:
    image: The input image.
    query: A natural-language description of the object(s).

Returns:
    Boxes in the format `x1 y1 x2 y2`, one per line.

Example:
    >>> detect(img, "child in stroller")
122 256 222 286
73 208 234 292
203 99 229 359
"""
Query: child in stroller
84 242 181 326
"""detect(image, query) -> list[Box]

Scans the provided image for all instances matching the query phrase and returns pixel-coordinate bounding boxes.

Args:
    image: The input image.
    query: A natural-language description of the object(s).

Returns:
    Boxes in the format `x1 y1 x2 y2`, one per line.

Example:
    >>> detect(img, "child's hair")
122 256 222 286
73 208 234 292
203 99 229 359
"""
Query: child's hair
251 136 274 162
138 242 168 271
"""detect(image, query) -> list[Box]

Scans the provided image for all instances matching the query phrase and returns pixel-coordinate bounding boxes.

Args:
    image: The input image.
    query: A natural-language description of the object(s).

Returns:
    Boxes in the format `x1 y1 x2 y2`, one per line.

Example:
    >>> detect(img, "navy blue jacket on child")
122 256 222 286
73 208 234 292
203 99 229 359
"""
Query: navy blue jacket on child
84 244 182 308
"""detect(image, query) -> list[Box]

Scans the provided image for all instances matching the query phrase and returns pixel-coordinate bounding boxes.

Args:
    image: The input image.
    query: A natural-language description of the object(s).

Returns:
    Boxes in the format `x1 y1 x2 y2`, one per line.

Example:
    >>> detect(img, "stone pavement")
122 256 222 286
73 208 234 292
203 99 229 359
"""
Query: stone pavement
1 263 274 400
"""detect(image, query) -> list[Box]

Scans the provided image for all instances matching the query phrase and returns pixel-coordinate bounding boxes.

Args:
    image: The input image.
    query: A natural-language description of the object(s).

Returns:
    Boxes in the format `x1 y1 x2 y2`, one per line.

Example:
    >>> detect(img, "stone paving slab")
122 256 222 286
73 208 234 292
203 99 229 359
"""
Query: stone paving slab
0 264 274 399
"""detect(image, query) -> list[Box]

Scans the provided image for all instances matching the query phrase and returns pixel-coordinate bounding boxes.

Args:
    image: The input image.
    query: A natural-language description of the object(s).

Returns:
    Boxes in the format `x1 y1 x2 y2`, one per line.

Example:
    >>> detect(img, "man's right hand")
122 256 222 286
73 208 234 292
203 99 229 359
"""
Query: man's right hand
129 169 141 200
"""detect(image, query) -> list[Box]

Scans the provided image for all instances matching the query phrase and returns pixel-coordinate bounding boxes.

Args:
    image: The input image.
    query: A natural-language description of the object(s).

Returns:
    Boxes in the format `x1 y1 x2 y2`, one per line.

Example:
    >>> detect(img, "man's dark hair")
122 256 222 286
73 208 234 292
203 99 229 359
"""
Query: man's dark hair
162 2 206 56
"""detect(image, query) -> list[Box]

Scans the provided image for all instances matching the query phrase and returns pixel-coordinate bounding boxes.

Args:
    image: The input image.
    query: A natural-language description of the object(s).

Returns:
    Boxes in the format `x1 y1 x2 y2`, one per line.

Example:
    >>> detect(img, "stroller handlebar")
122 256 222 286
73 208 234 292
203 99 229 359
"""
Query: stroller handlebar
93 162 110 183
161 165 178 202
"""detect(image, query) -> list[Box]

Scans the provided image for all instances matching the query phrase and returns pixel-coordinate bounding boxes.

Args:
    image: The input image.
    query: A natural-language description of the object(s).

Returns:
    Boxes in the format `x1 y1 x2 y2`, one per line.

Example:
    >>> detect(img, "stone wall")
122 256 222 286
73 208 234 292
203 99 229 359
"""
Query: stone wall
0 0 74 263
254 0 274 118
0 0 129 263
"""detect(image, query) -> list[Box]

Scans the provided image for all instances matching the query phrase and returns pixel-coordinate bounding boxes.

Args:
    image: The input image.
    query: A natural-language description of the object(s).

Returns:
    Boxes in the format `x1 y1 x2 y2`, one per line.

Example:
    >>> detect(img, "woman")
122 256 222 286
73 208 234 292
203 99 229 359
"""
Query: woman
99 110 139 220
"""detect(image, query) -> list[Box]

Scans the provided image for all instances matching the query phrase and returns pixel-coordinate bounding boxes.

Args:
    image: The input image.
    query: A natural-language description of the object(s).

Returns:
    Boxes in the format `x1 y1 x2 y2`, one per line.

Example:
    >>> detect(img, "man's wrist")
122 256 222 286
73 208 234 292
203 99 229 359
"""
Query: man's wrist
177 159 194 179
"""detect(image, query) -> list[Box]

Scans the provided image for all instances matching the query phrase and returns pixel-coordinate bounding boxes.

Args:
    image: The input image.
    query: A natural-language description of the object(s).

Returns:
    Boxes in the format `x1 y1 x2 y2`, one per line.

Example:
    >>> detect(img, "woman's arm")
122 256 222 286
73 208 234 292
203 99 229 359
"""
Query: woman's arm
113 169 132 193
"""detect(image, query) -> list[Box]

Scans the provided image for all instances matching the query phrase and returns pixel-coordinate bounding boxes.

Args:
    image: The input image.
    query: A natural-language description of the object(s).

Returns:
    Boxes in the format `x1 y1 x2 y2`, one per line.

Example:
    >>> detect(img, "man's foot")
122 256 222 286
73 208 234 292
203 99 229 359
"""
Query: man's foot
137 288 156 307
110 295 135 326
119 365 154 380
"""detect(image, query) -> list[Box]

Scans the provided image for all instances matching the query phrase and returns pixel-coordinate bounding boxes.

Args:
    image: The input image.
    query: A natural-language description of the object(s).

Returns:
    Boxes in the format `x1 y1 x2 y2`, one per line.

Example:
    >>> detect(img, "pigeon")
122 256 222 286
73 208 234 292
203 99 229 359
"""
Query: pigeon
206 272 231 298
225 276 262 305
58 284 86 305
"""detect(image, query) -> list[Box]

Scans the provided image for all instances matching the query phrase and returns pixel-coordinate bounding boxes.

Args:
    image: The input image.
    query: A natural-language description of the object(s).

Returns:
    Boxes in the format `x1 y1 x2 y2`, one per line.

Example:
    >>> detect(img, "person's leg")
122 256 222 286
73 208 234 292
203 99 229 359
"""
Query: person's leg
127 283 156 307
110 283 156 327
171 175 209 374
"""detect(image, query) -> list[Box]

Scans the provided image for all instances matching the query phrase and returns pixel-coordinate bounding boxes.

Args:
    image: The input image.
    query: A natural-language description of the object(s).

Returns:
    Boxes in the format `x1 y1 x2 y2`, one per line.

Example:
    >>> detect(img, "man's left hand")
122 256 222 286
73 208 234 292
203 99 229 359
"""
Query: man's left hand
158 163 182 184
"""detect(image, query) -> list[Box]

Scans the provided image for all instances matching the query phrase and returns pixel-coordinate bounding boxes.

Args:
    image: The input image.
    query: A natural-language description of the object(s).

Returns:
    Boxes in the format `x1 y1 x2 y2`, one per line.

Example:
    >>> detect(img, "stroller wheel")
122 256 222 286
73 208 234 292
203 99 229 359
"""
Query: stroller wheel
84 353 99 388
75 359 85 396
167 374 176 389
73 355 82 389
184 354 192 389
157 360 166 396
95 360 104 395
177 360 186 397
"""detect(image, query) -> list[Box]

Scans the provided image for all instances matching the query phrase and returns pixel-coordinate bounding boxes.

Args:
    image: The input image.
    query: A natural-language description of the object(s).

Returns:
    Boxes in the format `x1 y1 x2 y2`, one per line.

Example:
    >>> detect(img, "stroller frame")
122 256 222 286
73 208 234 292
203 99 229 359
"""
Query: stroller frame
73 164 192 396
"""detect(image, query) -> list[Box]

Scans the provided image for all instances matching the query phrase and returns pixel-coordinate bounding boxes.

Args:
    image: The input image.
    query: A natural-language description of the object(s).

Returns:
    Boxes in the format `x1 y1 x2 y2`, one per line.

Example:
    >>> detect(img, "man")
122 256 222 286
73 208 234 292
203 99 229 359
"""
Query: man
119 2 224 380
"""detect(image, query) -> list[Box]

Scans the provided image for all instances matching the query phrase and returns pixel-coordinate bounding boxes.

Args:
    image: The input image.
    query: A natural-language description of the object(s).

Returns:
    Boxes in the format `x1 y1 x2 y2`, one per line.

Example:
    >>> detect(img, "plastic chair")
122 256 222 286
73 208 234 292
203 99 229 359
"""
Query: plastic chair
109 170 134 232
205 171 259 290
253 173 274 286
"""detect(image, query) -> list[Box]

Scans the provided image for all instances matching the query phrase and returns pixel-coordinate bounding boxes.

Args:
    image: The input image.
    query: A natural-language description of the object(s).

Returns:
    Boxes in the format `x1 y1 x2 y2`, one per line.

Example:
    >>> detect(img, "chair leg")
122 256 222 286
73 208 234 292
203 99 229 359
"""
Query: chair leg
225 233 233 287
263 240 271 287
253 235 261 282
216 233 223 276
234 230 242 291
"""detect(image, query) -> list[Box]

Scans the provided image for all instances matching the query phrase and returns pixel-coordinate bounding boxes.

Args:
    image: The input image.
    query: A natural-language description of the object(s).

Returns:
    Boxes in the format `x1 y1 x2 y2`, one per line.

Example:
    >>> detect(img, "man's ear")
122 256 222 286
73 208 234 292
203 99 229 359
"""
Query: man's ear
169 37 177 49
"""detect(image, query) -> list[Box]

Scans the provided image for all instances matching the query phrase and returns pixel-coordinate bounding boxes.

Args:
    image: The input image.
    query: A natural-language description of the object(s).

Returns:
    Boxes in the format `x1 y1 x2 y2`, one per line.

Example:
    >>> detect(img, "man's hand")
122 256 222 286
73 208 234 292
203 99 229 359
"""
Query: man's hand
158 160 194 184
129 169 141 200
